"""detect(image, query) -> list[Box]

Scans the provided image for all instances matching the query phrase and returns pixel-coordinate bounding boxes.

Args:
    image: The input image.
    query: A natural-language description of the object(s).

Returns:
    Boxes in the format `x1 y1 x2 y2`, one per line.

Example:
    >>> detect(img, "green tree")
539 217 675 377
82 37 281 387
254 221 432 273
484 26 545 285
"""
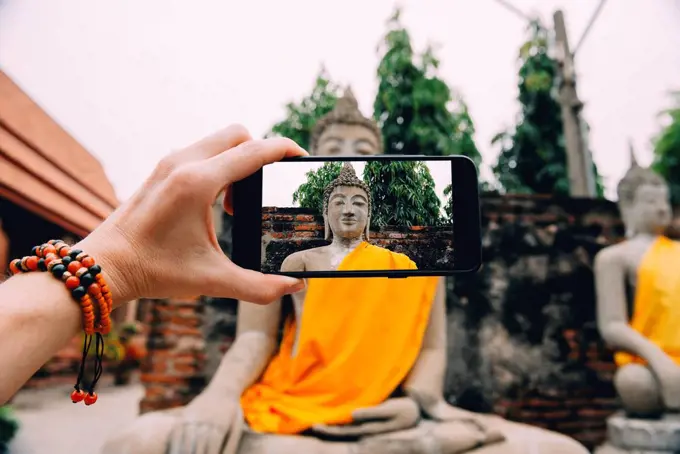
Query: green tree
652 91 680 204
0 405 19 452
442 183 453 223
267 66 340 150
292 162 343 213
492 21 604 197
363 161 442 228
373 8 482 168
293 161 442 228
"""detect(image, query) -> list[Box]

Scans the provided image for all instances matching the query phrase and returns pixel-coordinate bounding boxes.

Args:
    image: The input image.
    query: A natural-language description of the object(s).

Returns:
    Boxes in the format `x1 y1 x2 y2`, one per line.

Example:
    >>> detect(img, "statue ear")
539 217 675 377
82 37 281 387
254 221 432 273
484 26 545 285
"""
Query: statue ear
364 217 371 241
324 214 332 241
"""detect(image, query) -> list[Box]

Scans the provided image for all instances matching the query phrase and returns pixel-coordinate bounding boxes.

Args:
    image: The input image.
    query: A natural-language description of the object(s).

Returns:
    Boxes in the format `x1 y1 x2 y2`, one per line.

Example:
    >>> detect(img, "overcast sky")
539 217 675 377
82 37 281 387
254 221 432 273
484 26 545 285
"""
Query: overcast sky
263 160 451 207
1 0 678 201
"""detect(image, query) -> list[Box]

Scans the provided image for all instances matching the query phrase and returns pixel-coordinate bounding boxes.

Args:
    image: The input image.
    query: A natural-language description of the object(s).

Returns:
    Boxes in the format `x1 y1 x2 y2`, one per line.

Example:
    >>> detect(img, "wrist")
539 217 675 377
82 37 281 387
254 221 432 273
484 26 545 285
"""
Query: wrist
74 235 138 309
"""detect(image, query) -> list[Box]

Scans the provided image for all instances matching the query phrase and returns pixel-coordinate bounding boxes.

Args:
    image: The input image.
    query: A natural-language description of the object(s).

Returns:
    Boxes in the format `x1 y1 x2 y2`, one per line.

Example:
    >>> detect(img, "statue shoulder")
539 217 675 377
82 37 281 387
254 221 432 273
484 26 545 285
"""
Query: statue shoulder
594 242 627 270
280 250 308 272
370 244 417 268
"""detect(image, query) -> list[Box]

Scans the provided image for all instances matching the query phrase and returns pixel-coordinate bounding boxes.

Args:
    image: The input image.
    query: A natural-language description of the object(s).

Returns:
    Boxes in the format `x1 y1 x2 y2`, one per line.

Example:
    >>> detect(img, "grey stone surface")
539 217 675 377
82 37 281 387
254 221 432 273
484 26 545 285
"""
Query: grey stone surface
8 383 143 454
595 442 671 454
602 412 680 452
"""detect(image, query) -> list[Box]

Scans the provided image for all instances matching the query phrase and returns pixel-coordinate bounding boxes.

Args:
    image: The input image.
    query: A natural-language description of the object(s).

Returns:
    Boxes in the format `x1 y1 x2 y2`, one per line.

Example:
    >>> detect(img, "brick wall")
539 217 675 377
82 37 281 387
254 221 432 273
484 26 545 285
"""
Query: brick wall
261 207 454 272
139 194 632 451
491 327 618 448
444 195 623 451
138 298 207 413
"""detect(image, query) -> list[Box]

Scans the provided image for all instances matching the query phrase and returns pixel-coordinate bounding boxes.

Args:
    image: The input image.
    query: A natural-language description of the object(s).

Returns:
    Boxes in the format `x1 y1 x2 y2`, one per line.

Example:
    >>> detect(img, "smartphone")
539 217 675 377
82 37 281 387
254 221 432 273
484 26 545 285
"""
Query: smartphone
232 155 481 278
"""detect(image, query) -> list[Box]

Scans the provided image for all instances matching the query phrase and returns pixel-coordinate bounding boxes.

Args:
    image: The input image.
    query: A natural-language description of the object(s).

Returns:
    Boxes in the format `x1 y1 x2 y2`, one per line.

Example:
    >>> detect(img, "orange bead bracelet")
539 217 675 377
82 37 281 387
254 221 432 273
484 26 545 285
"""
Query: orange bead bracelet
9 239 114 405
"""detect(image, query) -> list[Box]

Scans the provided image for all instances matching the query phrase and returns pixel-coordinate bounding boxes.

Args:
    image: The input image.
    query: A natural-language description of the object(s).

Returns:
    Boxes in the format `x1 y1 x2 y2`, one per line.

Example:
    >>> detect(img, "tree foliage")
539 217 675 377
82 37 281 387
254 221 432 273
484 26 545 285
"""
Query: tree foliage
0 405 19 449
492 21 604 197
363 161 441 228
443 183 453 223
267 66 340 150
293 161 443 228
292 162 343 214
652 91 680 204
373 8 482 168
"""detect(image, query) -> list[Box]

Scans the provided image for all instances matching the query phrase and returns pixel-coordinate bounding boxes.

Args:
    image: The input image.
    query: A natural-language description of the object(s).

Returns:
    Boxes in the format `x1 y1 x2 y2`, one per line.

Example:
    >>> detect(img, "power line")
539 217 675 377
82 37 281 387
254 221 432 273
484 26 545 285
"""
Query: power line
491 0 534 23
572 0 608 56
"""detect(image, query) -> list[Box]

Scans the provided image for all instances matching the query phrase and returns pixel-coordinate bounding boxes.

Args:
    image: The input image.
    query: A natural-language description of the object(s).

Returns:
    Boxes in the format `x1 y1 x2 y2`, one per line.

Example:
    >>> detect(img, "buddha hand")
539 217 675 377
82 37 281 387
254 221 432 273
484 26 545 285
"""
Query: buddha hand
421 399 505 444
166 391 241 454
312 397 420 437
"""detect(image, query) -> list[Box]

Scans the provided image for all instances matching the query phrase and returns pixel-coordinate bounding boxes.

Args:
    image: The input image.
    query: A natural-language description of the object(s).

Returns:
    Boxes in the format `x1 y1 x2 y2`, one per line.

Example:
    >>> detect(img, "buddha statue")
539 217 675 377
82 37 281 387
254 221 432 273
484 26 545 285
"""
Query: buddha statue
594 146 680 419
101 88 587 454
309 87 383 157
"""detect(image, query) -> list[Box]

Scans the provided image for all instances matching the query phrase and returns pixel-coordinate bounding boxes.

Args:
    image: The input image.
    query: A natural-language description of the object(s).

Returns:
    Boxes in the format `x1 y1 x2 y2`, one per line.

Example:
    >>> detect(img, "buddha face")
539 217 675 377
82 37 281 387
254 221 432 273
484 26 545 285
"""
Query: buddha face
626 183 672 234
315 124 381 156
326 186 370 240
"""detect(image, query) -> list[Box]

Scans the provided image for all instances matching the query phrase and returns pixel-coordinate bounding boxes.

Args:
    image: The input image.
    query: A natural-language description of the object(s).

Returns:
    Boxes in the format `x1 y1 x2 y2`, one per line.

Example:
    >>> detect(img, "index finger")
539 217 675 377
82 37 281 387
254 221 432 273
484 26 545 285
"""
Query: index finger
203 137 308 189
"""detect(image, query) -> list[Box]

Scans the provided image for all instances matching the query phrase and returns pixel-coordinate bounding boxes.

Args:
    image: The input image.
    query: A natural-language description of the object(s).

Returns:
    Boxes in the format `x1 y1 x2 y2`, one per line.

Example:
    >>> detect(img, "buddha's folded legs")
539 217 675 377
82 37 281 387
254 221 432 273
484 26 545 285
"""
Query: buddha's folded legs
100 409 588 454
614 363 664 417
470 417 589 454
238 416 588 454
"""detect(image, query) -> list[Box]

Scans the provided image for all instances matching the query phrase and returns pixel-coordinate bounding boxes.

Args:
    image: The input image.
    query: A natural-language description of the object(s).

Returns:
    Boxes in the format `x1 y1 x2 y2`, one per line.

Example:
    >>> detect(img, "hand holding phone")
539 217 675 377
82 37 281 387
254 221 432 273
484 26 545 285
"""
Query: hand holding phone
232 155 481 278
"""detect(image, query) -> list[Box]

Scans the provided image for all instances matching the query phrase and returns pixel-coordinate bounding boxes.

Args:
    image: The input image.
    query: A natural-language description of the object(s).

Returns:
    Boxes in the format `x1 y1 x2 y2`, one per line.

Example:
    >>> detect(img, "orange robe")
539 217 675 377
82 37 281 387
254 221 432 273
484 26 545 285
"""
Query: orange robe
241 242 439 434
615 236 680 366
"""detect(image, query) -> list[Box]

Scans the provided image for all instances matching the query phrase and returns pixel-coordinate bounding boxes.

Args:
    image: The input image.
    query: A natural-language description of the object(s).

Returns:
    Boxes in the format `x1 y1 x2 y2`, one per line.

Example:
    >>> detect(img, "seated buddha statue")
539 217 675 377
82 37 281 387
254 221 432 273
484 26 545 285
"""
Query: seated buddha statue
101 88 587 454
594 149 680 418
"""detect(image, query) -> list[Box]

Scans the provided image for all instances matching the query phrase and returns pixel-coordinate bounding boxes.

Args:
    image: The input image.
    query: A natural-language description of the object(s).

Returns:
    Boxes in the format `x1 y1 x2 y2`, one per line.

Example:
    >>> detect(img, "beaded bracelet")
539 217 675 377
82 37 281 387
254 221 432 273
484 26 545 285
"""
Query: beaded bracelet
9 239 113 405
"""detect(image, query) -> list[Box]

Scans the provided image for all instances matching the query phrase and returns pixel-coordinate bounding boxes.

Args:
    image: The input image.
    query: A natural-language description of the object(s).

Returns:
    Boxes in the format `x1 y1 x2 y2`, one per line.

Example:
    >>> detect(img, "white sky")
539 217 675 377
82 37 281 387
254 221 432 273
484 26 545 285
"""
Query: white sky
263 161 451 207
1 0 679 201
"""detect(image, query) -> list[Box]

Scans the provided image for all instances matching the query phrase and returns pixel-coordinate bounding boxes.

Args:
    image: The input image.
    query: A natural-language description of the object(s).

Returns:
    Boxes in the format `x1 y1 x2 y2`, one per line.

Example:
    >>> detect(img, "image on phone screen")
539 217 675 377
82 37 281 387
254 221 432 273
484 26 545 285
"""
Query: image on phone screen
232 156 481 278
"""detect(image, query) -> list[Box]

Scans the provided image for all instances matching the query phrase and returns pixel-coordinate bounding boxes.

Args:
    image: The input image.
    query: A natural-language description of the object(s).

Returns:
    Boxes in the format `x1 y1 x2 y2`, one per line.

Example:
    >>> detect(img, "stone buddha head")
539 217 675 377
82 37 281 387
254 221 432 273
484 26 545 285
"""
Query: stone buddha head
322 162 372 241
617 143 672 237
310 87 383 156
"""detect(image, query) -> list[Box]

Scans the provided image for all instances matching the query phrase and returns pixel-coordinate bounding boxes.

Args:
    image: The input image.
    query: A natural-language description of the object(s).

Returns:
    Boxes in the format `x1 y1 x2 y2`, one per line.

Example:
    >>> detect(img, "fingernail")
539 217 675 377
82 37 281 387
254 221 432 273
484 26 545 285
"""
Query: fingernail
284 278 306 294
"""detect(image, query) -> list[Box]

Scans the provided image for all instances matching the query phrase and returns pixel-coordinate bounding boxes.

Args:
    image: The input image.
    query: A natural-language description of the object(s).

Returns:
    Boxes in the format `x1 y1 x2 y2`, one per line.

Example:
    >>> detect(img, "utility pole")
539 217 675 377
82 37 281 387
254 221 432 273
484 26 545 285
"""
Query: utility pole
553 10 595 197
493 0 605 197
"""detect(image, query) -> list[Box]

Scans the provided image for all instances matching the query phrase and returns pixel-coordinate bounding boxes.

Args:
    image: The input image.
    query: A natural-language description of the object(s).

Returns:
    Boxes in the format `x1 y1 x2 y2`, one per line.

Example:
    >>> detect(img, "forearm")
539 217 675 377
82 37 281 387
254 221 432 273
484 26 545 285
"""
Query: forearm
602 321 674 370
204 331 276 396
0 272 83 403
403 347 447 410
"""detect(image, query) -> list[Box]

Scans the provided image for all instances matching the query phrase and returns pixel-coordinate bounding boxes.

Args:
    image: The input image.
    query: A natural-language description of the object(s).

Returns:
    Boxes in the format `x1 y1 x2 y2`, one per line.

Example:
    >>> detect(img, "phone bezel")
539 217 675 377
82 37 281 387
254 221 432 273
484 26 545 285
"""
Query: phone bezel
232 155 481 278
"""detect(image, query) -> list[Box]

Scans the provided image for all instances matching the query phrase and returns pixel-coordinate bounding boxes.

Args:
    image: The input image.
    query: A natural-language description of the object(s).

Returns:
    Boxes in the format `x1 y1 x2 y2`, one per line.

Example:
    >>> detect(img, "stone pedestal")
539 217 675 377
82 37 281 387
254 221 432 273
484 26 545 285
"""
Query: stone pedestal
595 412 680 453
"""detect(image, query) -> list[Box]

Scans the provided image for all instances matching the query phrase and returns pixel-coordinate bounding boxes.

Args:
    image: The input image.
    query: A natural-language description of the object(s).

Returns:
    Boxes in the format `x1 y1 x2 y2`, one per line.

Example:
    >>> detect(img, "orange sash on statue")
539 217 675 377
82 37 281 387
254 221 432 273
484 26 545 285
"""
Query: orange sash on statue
615 236 680 366
241 242 438 434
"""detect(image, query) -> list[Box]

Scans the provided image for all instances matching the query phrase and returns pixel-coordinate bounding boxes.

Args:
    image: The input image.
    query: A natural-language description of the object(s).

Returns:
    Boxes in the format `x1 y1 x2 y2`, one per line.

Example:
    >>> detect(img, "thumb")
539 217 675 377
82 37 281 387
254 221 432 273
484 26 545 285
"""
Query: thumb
212 261 305 304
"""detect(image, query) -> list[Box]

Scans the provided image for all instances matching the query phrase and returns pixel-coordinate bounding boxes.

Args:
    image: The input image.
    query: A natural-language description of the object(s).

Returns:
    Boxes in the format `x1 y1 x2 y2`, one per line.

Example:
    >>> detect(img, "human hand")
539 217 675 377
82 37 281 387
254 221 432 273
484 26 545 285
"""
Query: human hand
312 397 420 437
76 125 307 308
166 392 241 454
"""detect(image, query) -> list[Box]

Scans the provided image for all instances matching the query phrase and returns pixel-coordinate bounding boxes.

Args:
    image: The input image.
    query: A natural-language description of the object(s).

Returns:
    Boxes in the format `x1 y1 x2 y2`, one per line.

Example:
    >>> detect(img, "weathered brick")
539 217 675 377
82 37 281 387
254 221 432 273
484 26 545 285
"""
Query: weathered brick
164 326 203 337
173 363 199 375
149 360 167 374
576 408 614 418
170 315 201 327
525 398 561 408
294 223 322 231
541 410 571 420
271 214 294 221
295 214 316 222
140 373 187 384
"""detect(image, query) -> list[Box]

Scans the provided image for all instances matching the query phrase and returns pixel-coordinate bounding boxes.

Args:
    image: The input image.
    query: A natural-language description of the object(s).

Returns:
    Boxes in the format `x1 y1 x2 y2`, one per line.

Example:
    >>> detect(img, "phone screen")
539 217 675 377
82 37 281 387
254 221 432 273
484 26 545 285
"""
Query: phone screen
233 156 481 278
